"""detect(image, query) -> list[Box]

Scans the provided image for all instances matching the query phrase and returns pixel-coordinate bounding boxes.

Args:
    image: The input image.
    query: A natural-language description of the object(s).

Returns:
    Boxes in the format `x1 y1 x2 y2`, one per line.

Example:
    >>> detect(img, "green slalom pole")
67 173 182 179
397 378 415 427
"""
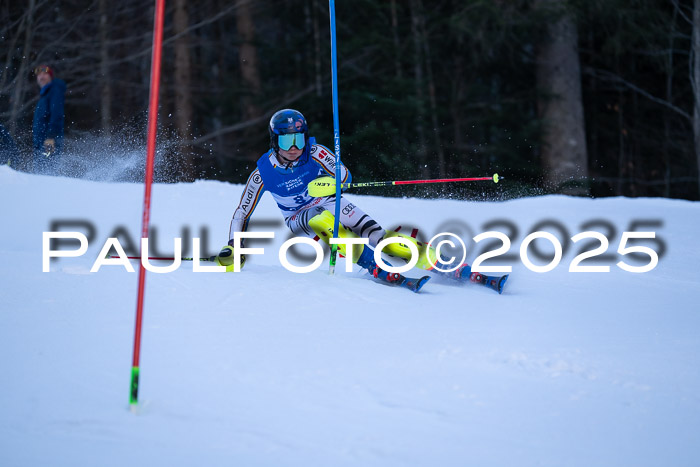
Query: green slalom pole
130 367 140 405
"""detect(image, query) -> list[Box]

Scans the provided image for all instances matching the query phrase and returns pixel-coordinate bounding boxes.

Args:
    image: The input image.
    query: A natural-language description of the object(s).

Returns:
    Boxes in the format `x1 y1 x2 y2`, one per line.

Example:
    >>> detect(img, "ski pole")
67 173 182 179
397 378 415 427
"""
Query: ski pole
109 255 218 261
308 173 500 197
328 0 342 275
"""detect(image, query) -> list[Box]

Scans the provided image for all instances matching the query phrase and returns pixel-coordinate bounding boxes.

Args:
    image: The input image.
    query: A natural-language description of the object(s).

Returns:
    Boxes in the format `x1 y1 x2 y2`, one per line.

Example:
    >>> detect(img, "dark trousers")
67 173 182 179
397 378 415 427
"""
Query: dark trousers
33 147 61 175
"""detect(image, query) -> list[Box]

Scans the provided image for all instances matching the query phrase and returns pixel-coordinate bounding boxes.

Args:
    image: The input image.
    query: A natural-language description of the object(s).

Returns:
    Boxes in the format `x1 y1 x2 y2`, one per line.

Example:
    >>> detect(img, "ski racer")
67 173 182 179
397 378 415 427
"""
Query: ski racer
216 109 505 293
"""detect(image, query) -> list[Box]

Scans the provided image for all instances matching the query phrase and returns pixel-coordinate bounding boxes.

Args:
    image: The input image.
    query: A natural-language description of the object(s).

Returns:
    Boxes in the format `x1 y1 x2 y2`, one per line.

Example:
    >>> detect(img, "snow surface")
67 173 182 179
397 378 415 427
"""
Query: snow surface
1 165 699 466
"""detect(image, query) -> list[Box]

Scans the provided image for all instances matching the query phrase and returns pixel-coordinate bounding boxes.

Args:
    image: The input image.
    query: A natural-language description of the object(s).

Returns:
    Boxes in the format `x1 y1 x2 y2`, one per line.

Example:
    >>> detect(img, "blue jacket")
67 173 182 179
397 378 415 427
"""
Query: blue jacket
32 79 66 149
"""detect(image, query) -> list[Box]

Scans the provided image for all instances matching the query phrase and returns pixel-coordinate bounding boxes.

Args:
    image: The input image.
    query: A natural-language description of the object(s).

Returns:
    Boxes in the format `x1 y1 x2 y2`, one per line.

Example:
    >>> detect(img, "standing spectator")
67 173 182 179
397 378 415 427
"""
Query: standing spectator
32 64 66 174
0 123 20 168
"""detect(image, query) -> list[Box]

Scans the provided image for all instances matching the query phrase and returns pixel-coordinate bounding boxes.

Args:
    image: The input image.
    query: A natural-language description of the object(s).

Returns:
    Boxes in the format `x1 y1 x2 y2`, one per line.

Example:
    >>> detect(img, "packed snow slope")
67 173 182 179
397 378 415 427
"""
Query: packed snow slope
1 165 699 467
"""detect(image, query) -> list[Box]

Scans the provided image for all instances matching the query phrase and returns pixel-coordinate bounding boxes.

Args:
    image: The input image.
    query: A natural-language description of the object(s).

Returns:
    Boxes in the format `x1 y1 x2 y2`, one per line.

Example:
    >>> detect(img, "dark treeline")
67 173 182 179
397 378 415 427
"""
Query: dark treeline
1 0 699 199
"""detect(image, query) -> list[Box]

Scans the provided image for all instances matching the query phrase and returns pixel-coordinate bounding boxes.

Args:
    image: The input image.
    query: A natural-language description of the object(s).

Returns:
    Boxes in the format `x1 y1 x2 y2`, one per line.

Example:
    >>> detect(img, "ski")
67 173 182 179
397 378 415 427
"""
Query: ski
369 267 431 293
470 272 508 294
433 264 509 294
400 274 431 293
110 254 431 291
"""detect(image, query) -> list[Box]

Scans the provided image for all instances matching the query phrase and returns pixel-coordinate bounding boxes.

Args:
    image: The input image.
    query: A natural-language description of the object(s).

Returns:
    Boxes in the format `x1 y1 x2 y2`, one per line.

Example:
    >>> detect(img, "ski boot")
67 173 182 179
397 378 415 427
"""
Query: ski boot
437 262 508 294
356 244 430 293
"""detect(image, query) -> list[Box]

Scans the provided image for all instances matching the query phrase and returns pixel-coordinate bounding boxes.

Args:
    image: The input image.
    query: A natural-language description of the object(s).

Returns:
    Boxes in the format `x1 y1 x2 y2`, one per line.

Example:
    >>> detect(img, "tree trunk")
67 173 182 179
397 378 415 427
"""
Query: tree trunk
9 0 35 137
390 0 403 80
451 9 465 177
616 89 625 196
312 0 322 97
173 0 195 181
664 1 679 198
535 0 588 194
99 0 112 139
8 0 36 171
235 1 262 121
694 0 700 198
409 0 429 178
420 13 446 178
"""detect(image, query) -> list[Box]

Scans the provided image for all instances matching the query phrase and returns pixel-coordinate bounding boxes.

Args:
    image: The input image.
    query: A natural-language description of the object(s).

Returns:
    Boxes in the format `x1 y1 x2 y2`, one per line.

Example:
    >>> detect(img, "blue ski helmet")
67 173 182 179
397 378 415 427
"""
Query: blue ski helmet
269 109 308 152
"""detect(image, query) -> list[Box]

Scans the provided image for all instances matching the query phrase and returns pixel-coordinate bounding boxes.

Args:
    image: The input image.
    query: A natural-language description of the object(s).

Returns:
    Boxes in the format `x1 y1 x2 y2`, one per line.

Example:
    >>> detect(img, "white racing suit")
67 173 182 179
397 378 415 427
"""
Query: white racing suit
228 138 385 247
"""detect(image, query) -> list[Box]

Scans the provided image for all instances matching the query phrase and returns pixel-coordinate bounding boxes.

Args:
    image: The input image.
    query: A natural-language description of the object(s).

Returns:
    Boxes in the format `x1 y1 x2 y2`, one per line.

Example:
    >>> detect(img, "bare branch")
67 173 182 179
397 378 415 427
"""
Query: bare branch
189 85 316 146
585 66 692 122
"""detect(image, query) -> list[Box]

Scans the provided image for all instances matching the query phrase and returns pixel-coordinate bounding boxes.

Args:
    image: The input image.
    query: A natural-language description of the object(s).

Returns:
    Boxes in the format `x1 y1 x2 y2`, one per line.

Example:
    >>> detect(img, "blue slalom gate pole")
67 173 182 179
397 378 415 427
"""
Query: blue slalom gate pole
328 0 342 275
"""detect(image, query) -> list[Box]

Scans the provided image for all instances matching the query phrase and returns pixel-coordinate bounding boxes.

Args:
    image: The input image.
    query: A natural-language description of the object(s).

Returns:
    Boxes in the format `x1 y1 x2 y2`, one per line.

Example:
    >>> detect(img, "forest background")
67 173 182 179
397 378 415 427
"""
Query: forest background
2 0 699 200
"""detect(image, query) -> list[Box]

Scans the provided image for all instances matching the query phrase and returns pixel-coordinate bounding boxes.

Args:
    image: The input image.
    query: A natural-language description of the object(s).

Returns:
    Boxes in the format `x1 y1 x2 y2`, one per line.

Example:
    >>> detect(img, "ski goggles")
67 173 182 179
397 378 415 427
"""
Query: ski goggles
277 132 305 151
34 65 52 76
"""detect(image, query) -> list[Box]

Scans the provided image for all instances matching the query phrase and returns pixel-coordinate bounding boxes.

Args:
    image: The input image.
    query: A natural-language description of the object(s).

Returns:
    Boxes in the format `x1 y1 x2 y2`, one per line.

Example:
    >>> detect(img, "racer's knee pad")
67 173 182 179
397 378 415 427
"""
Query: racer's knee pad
380 230 439 270
308 210 363 262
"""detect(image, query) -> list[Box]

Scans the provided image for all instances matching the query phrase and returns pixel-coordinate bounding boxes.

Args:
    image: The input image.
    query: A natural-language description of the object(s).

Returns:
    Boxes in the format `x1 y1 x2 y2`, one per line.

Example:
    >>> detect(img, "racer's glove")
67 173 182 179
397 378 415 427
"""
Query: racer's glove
43 138 56 157
216 244 245 269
